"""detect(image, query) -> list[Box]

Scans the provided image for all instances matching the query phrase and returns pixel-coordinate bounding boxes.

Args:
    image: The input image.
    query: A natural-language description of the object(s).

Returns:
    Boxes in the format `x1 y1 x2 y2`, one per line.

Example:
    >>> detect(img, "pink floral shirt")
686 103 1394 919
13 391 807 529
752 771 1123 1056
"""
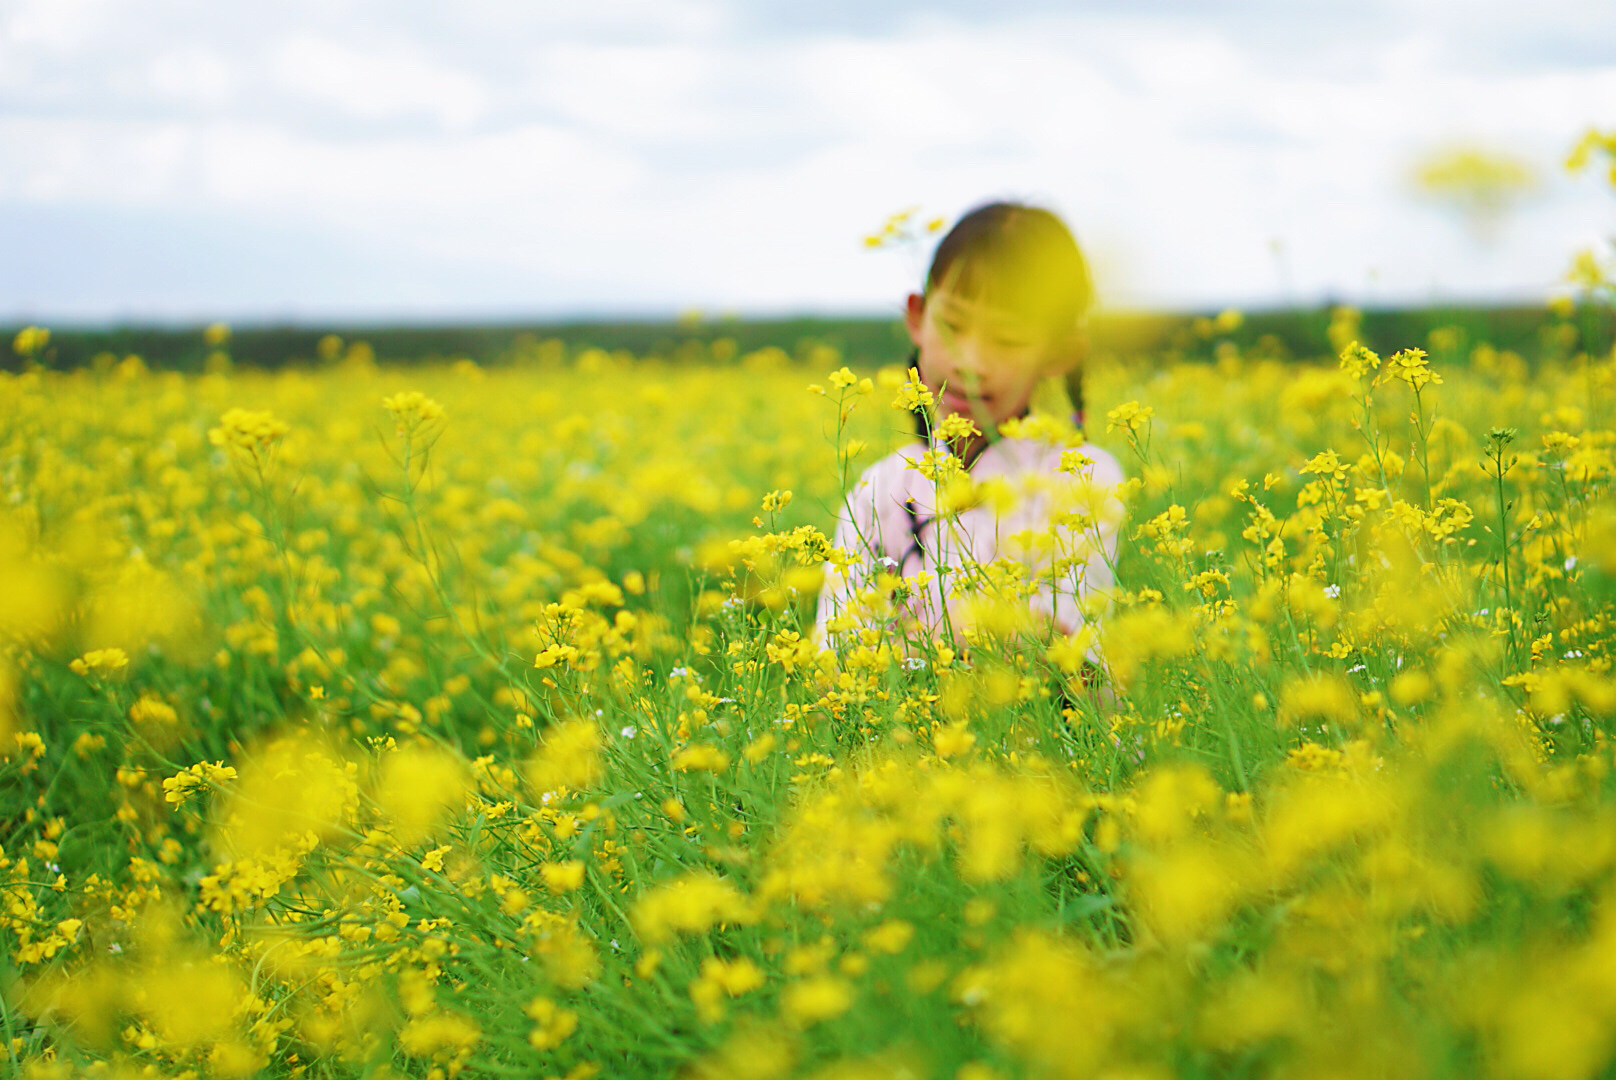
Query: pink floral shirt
814 430 1127 648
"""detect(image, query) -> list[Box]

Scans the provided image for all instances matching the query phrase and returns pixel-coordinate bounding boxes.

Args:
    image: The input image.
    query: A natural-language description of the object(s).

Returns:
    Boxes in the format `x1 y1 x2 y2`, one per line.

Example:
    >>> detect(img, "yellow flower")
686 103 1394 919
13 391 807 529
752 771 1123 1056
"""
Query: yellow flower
892 367 935 413
631 871 755 943
782 976 853 1026
1105 400 1155 435
162 761 239 806
535 642 581 669
1339 340 1382 380
9 730 45 764
674 744 732 773
382 390 446 436
542 860 587 894
1277 672 1357 728
528 719 604 794
69 647 129 676
1389 670 1436 706
373 744 466 842
208 408 290 458
932 721 976 760
909 448 965 483
141 957 248 1047
12 326 49 357
862 920 915 954
525 997 580 1050
400 1010 481 1057
1300 449 1348 482
935 413 981 442
129 694 178 725
690 955 767 1022
1377 347 1443 392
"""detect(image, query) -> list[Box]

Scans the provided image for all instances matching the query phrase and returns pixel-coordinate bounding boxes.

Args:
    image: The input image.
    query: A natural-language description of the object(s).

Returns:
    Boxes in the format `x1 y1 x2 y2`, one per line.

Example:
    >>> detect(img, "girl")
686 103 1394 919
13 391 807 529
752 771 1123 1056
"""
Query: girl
814 201 1127 658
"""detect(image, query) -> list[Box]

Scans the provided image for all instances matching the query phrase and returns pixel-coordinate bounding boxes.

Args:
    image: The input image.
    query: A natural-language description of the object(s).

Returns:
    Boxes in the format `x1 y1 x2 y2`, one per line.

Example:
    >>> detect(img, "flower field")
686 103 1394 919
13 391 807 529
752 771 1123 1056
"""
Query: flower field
3 306 1616 1080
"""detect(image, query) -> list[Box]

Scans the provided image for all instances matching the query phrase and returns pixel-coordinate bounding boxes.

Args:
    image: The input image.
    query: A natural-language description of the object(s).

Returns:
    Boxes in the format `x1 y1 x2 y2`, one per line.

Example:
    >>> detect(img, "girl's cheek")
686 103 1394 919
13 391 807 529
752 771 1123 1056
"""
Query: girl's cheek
918 348 954 389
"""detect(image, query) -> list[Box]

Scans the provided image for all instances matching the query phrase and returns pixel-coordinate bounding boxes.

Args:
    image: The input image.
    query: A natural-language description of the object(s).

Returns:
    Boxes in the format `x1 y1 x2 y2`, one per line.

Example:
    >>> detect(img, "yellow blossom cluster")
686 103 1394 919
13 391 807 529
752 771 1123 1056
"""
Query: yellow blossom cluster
207 407 290 456
1 298 1615 1080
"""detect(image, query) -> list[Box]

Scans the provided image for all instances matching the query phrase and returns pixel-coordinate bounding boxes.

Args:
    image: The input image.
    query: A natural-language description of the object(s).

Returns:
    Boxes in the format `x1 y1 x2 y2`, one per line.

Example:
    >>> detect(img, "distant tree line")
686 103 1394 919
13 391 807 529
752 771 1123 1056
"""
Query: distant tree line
3 304 1608 373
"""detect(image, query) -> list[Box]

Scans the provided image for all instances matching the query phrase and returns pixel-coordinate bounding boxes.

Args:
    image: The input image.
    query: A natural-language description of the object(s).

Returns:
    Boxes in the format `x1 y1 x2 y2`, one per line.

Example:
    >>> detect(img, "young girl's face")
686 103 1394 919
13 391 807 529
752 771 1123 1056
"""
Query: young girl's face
905 287 1077 430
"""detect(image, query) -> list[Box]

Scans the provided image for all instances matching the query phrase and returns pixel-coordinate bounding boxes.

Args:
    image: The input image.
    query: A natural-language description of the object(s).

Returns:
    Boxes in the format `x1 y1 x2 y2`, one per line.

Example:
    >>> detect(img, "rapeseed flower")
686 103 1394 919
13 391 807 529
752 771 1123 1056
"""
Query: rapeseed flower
12 325 49 357
6 262 1616 1080
382 390 446 436
208 407 289 456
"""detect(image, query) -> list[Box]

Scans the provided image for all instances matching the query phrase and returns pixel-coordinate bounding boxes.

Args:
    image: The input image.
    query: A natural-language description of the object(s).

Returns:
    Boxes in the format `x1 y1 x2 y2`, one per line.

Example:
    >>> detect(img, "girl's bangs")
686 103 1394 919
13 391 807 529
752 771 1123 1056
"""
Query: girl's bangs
934 245 1084 334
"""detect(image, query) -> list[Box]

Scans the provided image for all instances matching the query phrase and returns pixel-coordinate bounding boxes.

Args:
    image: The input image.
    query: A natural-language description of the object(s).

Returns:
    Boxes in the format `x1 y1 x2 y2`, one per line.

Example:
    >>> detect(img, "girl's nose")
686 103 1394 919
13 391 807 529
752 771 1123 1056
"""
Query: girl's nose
954 336 985 375
954 339 990 388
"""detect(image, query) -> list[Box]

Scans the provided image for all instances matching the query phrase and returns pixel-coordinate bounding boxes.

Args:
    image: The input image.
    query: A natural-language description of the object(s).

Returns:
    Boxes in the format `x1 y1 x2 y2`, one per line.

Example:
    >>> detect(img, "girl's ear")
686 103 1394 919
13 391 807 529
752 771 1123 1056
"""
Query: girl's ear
904 293 927 346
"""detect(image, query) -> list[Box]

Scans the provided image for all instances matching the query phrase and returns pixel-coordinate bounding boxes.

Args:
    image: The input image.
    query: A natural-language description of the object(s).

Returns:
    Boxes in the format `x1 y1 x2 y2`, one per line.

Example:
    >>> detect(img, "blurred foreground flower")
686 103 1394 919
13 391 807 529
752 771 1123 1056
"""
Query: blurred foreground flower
1412 144 1538 244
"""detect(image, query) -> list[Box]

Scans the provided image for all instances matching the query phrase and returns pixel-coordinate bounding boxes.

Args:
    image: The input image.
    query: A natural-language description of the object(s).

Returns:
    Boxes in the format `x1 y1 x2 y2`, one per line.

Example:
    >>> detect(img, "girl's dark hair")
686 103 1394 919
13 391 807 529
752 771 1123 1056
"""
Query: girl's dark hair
925 202 1094 332
917 201 1094 426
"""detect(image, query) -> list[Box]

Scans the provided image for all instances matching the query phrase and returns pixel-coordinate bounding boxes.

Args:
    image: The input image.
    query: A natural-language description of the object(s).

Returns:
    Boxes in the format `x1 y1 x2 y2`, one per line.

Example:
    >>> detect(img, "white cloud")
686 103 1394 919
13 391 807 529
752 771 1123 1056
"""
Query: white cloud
0 118 195 203
1 0 1614 321
136 46 239 111
525 43 724 141
269 37 491 129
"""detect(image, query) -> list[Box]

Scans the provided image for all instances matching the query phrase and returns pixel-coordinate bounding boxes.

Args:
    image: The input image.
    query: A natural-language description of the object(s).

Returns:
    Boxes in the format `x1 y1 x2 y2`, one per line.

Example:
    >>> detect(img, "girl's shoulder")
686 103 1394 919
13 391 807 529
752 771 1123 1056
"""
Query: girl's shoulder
990 433 1127 486
845 436 1126 494
849 442 930 485
1064 440 1127 485
835 443 936 515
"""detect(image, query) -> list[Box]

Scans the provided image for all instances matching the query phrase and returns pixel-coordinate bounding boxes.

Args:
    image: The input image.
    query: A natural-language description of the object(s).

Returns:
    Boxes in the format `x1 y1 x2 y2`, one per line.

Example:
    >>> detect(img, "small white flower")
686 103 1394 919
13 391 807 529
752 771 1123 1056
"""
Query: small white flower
620 725 638 739
670 666 689 678
1324 584 1342 598
1566 556 1579 571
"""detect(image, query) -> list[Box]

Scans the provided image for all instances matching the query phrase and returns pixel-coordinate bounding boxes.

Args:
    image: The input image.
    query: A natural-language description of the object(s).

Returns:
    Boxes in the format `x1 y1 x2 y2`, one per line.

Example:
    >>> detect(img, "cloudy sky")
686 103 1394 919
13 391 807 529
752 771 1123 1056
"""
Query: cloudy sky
2 0 1614 323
